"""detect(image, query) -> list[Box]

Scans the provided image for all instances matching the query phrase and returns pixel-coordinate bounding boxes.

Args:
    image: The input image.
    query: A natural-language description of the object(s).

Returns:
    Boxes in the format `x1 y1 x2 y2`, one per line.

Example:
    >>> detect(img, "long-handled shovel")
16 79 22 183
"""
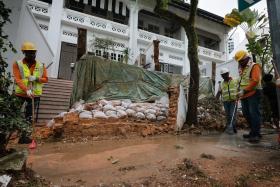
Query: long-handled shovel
28 83 37 149
228 101 238 133
228 77 243 134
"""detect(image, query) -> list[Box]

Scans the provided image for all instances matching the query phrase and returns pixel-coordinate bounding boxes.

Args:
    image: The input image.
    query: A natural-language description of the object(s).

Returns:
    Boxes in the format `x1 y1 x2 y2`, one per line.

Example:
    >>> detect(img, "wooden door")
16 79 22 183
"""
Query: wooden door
58 42 77 80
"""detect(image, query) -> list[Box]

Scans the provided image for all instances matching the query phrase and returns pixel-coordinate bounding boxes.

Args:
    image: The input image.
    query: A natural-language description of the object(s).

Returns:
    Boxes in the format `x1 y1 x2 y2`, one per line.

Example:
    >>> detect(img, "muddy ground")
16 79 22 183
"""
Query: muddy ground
21 130 280 187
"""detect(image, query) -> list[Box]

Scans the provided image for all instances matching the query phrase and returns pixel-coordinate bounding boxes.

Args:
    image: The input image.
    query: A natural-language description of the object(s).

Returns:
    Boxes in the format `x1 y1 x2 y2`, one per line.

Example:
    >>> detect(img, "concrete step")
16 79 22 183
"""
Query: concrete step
39 100 70 107
44 83 73 88
44 84 73 90
44 82 72 87
43 90 72 97
49 77 73 83
41 93 72 99
39 104 69 110
43 87 73 94
40 97 70 103
38 108 65 114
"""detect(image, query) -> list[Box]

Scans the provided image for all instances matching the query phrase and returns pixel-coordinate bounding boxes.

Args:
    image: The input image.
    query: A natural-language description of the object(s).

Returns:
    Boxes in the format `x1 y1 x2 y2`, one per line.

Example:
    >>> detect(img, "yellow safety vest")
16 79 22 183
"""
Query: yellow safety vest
239 62 262 91
222 79 238 101
15 60 44 96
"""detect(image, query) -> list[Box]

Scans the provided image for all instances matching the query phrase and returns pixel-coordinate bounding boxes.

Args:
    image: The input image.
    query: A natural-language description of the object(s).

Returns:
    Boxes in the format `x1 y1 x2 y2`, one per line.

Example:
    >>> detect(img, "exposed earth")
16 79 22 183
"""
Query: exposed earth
22 130 280 187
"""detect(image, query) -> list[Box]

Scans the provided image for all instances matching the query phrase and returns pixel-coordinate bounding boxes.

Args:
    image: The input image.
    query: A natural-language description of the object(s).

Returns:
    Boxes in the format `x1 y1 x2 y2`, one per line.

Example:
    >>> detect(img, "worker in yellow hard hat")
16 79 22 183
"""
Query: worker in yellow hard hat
235 50 262 143
12 41 48 144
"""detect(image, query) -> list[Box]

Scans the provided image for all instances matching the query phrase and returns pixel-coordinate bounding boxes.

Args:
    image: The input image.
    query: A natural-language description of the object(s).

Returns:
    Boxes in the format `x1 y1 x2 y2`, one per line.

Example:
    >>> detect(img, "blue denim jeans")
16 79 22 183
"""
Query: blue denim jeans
223 101 237 131
241 90 261 137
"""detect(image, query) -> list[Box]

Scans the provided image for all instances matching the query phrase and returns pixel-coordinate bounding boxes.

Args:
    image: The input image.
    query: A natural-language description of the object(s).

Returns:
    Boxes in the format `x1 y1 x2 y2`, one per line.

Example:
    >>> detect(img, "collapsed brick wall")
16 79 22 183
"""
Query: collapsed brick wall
167 86 180 126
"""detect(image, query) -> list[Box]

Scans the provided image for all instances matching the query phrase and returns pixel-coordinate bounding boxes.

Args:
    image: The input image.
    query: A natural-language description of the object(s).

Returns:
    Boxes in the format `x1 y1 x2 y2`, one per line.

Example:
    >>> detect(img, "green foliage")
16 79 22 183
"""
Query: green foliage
162 0 169 10
224 8 271 73
240 9 258 27
246 33 272 73
0 1 29 154
90 34 116 59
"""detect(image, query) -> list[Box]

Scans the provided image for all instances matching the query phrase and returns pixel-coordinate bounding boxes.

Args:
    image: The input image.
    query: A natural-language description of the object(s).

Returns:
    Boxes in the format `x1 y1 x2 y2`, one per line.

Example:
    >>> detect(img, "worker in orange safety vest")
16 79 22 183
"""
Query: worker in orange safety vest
12 41 48 144
235 50 262 143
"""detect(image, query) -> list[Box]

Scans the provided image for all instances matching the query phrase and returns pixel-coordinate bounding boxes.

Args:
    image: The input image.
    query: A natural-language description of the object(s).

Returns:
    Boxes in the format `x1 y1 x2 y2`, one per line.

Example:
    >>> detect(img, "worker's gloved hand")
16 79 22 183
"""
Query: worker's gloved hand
28 76 37 82
26 89 34 98
276 78 280 88
237 90 244 98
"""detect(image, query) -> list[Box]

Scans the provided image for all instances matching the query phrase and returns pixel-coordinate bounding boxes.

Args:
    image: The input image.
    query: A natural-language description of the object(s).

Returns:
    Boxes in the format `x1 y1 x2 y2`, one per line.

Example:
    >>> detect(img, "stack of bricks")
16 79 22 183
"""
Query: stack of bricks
167 86 180 126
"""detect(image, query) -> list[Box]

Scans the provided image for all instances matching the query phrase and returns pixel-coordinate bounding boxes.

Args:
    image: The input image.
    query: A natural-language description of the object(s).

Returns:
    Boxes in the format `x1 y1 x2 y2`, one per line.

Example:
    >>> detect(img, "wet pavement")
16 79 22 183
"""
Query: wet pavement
27 130 279 186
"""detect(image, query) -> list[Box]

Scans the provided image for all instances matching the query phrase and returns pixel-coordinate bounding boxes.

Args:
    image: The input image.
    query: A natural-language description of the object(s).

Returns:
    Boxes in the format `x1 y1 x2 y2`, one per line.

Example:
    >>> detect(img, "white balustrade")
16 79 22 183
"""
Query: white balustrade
63 9 129 37
198 46 226 62
27 0 50 17
138 29 185 52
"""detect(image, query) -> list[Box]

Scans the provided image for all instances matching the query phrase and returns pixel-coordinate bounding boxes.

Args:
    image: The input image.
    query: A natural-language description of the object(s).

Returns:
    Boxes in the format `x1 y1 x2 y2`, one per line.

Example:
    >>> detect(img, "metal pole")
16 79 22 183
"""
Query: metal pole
267 0 280 129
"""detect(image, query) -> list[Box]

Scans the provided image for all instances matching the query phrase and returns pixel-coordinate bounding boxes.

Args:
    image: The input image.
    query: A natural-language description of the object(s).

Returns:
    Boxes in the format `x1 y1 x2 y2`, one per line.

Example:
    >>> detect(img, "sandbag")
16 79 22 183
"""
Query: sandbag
94 111 107 119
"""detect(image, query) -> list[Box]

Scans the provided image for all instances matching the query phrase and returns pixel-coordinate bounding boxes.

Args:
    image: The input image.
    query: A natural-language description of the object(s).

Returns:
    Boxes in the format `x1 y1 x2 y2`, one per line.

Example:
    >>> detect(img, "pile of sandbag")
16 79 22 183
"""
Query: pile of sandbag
56 99 169 122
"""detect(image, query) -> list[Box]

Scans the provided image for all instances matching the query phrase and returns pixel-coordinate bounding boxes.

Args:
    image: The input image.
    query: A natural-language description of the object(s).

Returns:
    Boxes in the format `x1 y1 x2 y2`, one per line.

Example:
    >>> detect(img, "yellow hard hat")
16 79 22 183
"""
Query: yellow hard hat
21 42 37 51
234 50 248 62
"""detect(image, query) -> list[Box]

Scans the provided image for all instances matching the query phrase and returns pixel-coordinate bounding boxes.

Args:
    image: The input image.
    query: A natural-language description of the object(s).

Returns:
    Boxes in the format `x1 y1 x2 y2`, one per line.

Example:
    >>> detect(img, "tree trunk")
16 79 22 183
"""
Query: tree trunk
154 0 199 126
184 24 199 125
184 0 199 126
153 40 160 71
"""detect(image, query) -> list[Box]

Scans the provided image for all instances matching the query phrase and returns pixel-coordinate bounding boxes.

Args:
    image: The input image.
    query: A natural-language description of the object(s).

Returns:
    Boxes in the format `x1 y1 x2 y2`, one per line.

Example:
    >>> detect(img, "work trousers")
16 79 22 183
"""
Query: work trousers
18 96 40 123
241 90 261 137
223 101 237 131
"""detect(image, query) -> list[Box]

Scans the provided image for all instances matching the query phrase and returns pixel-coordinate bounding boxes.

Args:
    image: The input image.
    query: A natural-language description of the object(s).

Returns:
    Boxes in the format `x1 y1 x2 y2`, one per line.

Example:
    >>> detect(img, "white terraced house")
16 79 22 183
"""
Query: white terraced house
4 0 231 80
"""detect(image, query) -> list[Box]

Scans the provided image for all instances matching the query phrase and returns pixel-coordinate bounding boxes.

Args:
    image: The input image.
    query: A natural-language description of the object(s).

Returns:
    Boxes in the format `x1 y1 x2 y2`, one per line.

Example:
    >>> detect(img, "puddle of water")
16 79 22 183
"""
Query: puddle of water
27 133 278 186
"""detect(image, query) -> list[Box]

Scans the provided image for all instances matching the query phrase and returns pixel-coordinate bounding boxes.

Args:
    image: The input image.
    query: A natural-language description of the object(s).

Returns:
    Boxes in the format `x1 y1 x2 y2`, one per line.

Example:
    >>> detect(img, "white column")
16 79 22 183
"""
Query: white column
115 0 120 14
47 0 64 78
100 0 105 9
108 0 112 11
122 3 127 16
223 33 228 61
181 27 189 75
92 0 96 7
128 2 139 65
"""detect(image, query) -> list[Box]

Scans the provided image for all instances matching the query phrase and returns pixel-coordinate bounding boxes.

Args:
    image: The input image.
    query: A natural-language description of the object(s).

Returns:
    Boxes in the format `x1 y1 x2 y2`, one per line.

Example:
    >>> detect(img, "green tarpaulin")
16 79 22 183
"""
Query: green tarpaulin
70 55 214 106
71 56 172 105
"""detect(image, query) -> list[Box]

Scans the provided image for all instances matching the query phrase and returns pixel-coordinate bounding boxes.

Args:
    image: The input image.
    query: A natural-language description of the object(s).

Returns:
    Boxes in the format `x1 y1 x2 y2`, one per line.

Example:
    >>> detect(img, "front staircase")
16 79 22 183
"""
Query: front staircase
37 78 73 123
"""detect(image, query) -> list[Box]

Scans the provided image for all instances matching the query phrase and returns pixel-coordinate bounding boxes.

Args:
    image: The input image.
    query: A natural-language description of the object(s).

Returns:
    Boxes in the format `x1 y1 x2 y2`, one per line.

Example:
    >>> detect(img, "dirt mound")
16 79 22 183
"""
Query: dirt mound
34 115 174 142
196 97 247 131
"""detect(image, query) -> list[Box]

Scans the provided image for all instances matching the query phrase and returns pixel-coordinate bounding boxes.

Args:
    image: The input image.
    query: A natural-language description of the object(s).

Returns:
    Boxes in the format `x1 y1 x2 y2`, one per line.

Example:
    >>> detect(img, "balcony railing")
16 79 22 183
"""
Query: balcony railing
27 0 226 63
198 46 226 62
138 29 185 52
62 9 129 38
138 29 226 62
27 0 50 18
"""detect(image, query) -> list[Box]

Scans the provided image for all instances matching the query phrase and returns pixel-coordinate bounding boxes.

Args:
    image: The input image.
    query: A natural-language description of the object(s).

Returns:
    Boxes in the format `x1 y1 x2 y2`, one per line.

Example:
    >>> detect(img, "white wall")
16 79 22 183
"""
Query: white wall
3 0 23 73
3 0 54 75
